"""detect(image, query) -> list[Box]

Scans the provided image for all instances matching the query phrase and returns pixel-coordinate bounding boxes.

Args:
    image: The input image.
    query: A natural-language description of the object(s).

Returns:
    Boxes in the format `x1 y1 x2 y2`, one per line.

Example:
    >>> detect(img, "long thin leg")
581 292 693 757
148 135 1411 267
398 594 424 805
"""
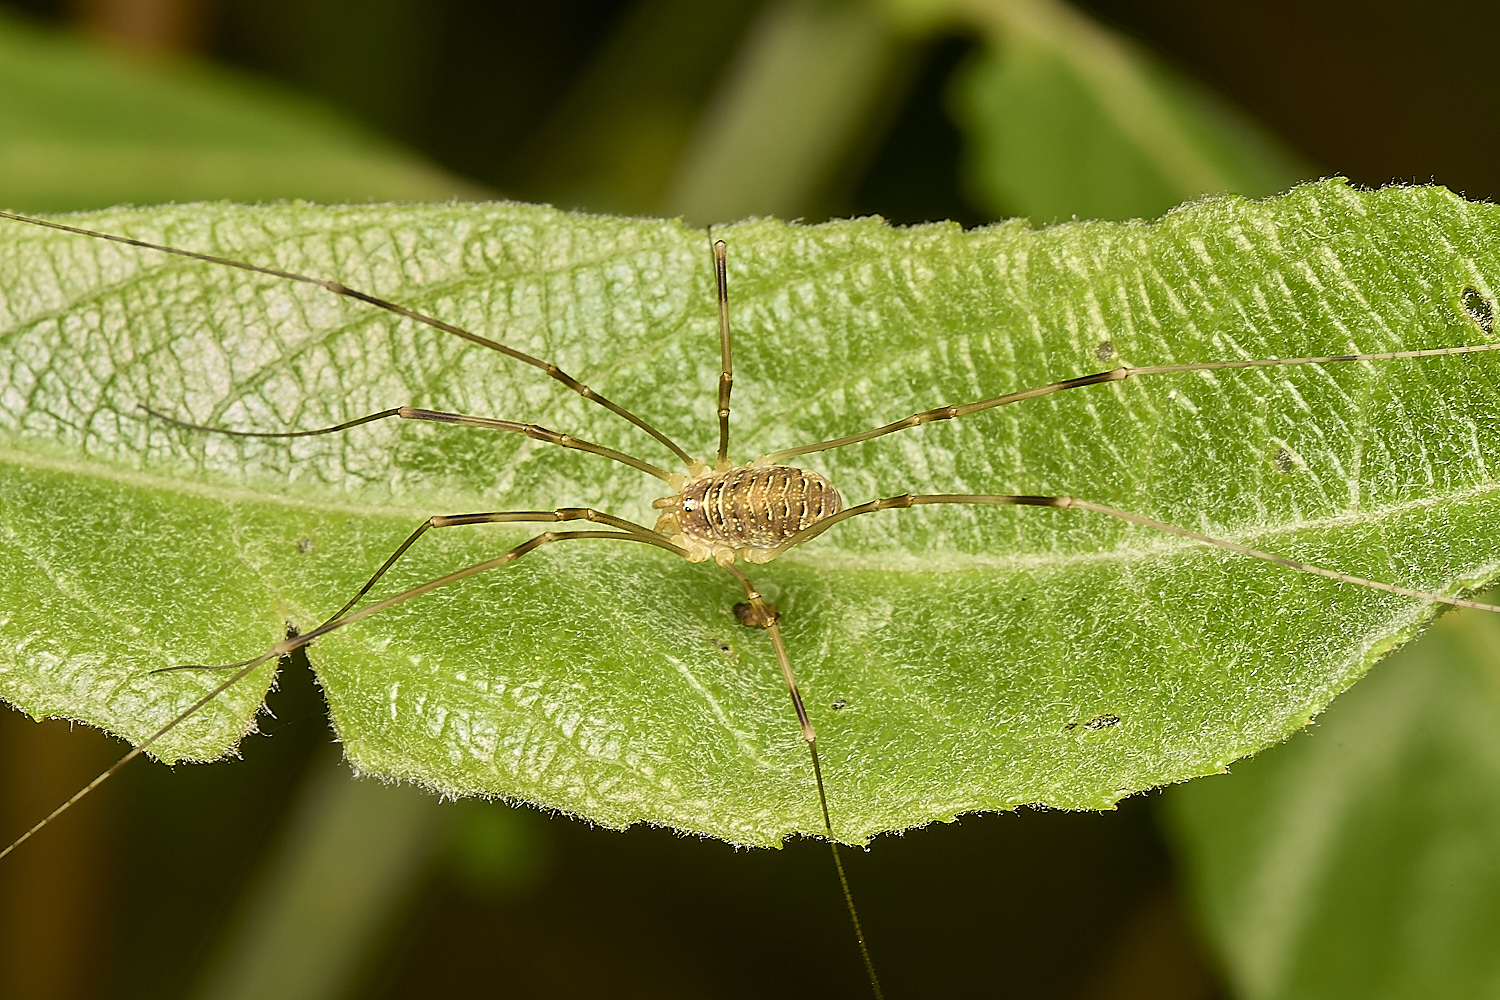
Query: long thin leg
758 342 1500 464
313 508 662 627
714 239 734 471
773 491 1500 615
719 561 884 1000
0 528 680 863
141 404 674 482
152 507 663 675
0 210 698 470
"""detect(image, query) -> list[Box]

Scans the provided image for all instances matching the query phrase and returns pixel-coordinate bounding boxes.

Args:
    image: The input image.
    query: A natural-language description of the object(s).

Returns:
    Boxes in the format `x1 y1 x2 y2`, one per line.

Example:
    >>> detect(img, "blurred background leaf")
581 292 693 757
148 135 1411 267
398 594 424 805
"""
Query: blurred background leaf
0 7 481 209
944 0 1306 221
0 0 1496 997
1166 606 1500 1000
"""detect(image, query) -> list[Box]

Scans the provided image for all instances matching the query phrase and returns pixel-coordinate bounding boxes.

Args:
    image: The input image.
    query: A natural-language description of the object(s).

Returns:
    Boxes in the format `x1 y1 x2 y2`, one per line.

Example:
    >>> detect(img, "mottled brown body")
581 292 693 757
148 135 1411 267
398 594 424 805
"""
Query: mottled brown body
655 465 842 564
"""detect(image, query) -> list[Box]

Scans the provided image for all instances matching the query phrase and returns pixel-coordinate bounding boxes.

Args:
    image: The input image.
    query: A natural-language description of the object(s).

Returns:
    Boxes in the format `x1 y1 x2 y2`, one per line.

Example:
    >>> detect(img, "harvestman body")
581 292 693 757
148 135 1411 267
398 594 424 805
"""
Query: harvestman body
8 210 1500 998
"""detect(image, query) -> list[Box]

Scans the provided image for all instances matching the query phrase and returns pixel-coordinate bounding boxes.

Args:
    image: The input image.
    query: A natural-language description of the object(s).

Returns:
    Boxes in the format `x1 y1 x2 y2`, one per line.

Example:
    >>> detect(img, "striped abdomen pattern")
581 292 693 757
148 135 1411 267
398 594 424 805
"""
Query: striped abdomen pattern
677 466 842 550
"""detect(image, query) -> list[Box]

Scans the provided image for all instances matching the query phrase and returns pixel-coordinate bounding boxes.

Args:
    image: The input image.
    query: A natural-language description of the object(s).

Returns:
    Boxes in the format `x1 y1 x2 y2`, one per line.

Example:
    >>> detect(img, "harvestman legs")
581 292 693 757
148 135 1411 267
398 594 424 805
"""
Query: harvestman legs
715 558 881 993
17 209 1500 997
772 492 1500 617
0 521 680 863
152 508 680 675
184 496 884 991
315 508 671 625
265 506 844 848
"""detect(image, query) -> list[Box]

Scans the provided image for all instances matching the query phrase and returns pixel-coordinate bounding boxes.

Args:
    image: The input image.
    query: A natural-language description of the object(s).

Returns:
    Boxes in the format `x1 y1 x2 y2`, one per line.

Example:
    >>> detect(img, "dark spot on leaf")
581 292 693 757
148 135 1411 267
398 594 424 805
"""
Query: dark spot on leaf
733 601 779 628
1273 448 1295 474
1085 713 1120 730
831 698 847 710
1463 286 1494 334
1064 722 1078 730
1095 340 1115 362
712 638 733 655
297 537 314 553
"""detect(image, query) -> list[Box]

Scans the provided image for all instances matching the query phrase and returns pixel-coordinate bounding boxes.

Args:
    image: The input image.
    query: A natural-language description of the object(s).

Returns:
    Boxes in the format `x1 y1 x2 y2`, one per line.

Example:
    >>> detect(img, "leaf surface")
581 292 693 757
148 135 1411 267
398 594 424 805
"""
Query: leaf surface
3 179 1500 846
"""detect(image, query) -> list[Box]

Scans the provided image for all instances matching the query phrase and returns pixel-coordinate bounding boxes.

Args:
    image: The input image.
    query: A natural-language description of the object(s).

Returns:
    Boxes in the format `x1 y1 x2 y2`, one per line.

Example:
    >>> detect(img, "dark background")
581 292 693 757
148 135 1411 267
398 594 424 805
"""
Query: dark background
8 0 1499 215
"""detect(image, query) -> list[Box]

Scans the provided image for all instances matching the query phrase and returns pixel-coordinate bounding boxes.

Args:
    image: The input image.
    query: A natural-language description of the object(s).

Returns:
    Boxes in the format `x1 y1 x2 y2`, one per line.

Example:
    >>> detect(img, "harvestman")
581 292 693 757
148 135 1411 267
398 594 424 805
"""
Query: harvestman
7 209 1500 995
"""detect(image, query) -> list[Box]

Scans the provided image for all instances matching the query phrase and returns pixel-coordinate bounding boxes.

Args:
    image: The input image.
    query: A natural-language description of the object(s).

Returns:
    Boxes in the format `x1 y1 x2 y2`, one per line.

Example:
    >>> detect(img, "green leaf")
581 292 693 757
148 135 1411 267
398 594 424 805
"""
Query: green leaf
192 763 444 1000
661 0 908 224
1164 605 1500 999
520 0 763 217
3 179 1500 847
946 0 1307 221
0 7 480 212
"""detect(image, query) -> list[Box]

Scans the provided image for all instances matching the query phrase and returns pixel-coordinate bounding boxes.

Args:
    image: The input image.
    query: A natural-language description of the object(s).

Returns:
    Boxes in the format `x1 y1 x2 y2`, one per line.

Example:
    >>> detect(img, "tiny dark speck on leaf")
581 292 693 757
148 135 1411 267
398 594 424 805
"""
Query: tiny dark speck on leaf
832 698 847 710
1273 448 1295 474
296 537 314 553
1095 340 1115 362
713 638 733 655
1085 713 1121 730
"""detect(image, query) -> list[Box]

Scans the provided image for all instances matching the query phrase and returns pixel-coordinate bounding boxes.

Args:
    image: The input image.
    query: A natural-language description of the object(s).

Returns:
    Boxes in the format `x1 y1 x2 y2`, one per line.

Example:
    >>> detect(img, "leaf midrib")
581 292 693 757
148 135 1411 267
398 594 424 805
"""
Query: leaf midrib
8 439 1500 580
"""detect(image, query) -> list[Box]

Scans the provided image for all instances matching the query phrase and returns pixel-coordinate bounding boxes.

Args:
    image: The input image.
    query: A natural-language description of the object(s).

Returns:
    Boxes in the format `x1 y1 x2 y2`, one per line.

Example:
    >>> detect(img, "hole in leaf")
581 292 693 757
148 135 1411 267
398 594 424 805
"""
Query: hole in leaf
1462 286 1493 334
